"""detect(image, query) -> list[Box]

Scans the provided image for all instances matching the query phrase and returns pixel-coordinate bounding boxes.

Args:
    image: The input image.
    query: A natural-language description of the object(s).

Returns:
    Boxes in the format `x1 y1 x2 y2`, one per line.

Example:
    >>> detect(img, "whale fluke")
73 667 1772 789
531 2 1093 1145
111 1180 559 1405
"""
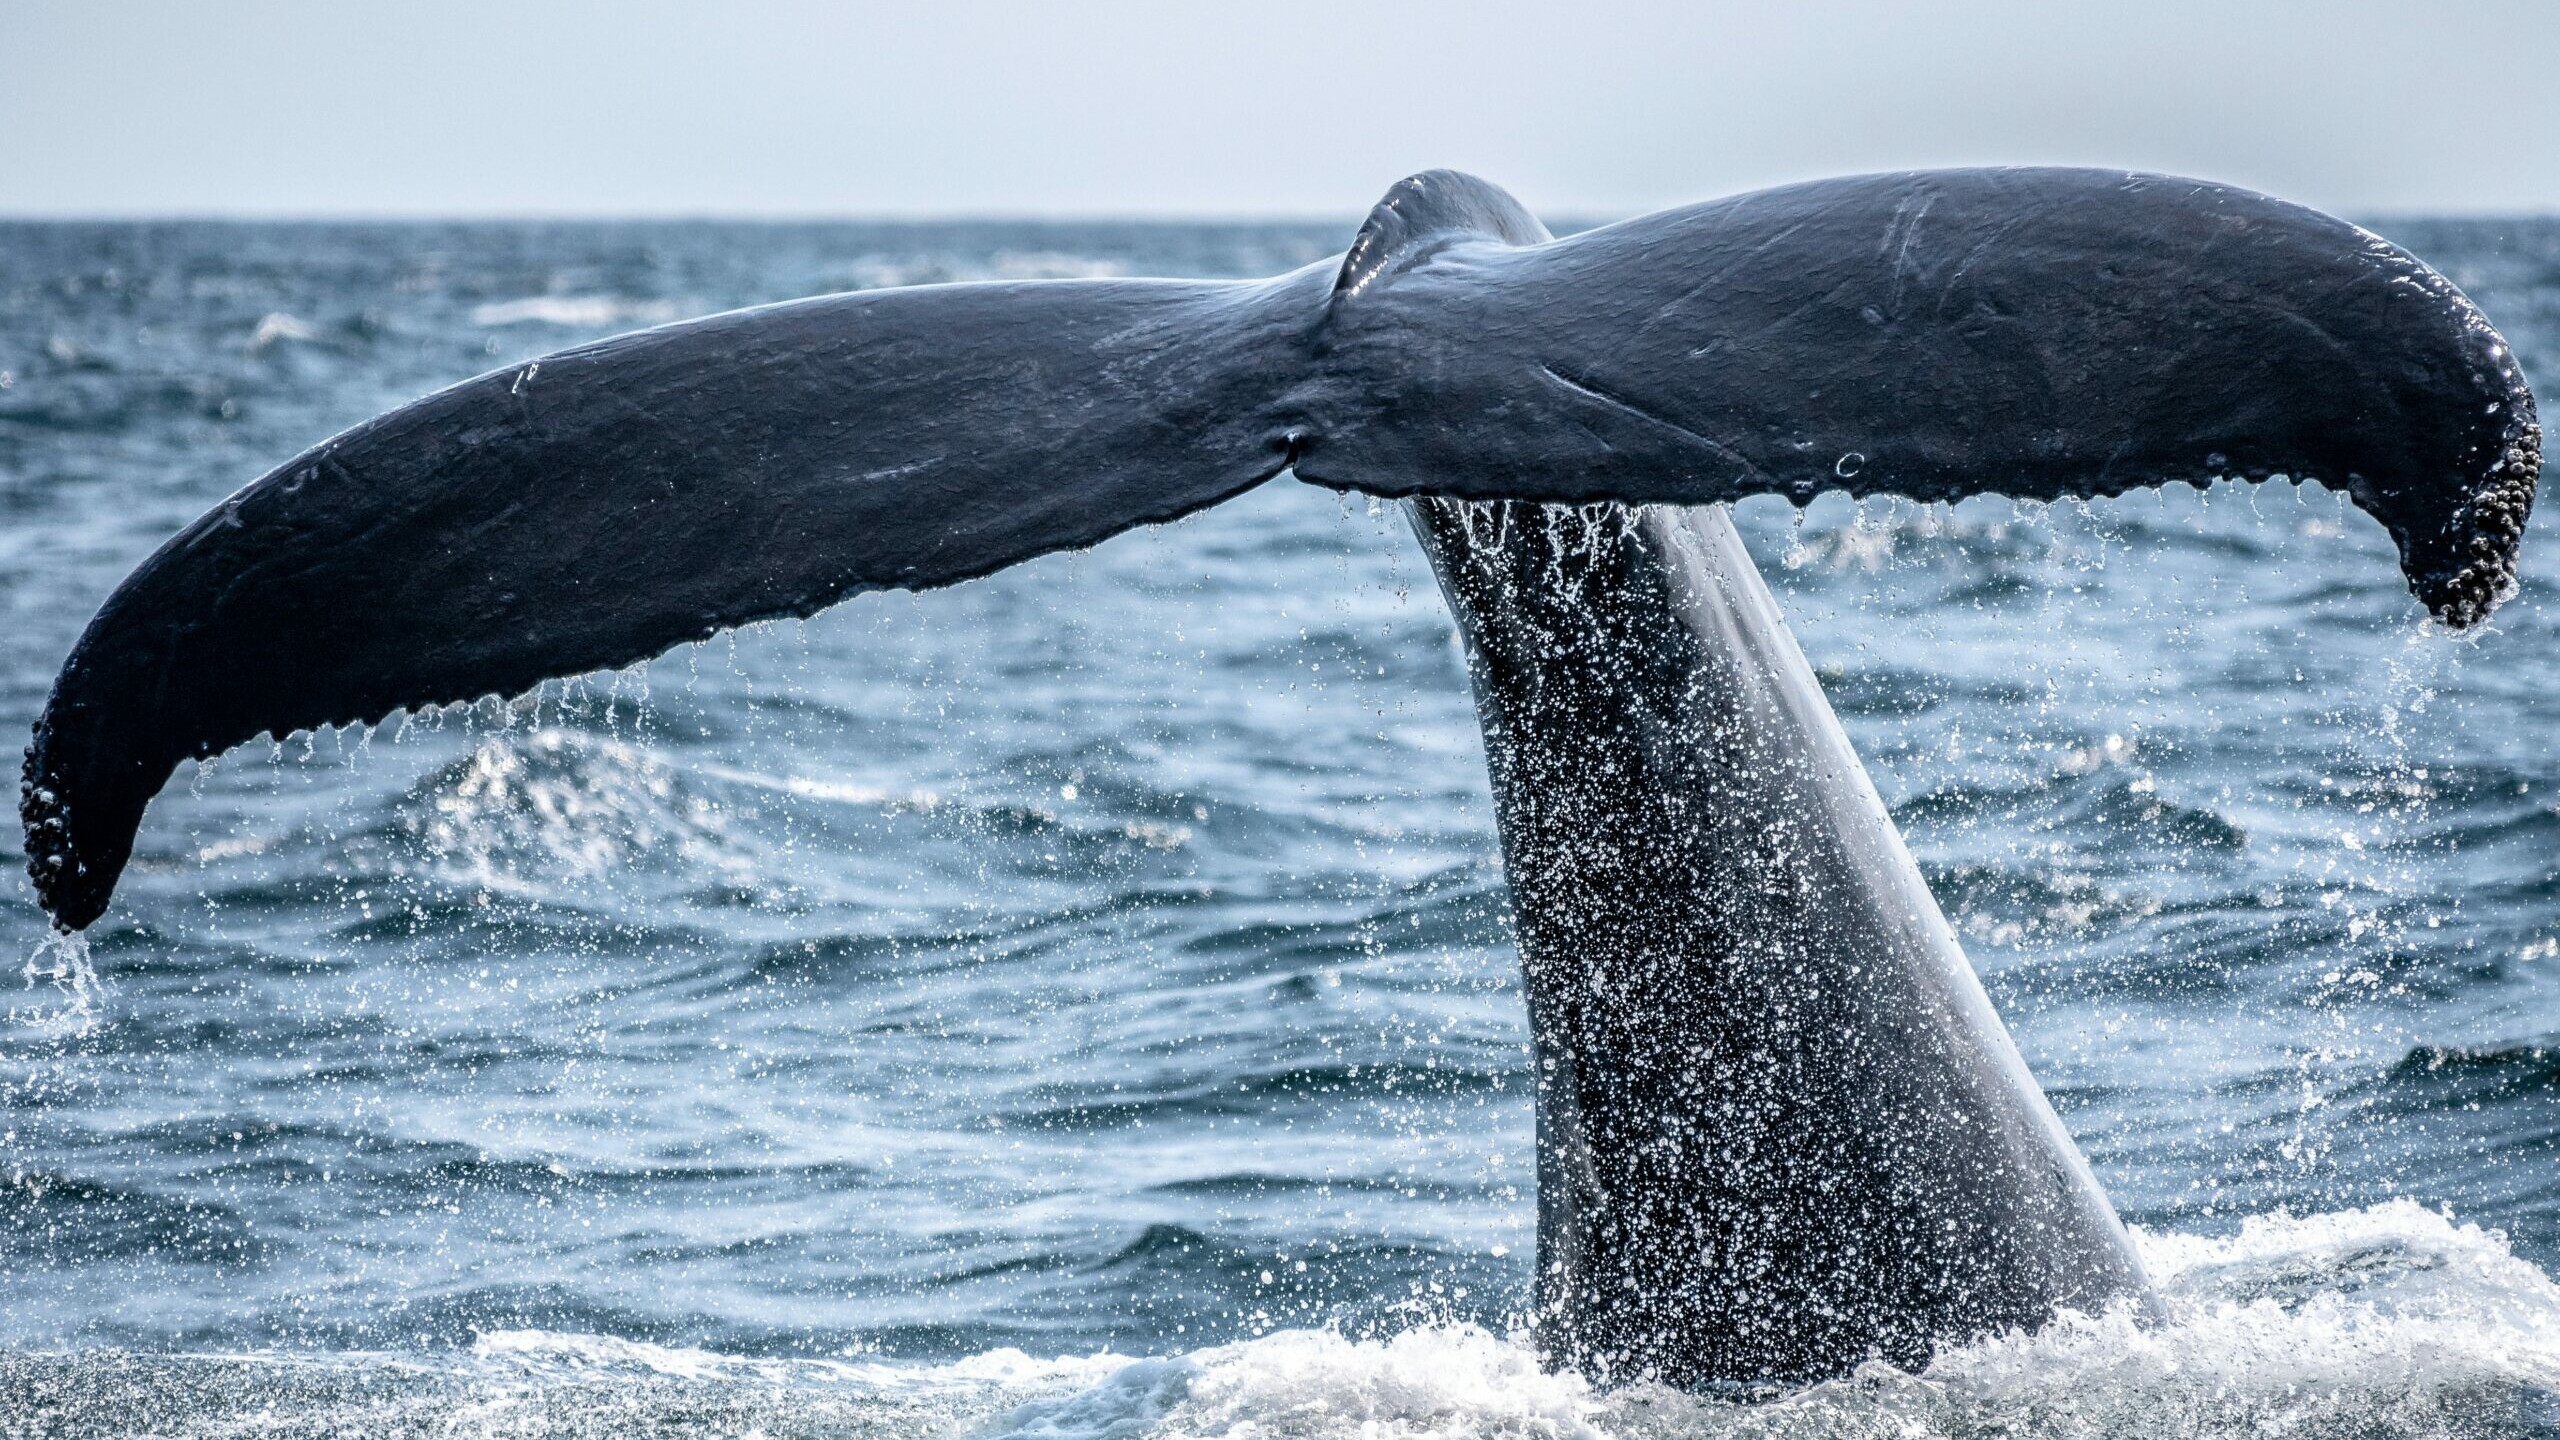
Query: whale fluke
24 167 2536 937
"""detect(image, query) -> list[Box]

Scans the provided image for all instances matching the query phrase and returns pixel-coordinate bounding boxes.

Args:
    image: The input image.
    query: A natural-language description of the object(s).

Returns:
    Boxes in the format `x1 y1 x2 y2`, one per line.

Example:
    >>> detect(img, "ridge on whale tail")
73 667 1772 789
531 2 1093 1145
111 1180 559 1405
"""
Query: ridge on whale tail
20 168 2539 1389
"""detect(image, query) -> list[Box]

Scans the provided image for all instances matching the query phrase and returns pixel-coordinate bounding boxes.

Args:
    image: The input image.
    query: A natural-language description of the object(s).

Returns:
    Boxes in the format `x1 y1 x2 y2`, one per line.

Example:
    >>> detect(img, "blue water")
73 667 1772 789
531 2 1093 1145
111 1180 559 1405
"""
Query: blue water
3 217 2559 1436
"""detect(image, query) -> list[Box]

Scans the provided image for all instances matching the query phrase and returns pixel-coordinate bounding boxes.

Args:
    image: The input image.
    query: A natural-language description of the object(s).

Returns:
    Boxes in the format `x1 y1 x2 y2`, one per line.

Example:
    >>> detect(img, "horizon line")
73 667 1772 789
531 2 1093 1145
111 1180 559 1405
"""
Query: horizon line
7 203 2560 228
0 206 1390 227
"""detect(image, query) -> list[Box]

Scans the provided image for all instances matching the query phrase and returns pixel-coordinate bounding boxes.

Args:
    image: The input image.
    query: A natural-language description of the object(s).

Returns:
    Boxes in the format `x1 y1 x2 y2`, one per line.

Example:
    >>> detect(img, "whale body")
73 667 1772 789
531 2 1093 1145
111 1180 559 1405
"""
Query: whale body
19 168 2537 1389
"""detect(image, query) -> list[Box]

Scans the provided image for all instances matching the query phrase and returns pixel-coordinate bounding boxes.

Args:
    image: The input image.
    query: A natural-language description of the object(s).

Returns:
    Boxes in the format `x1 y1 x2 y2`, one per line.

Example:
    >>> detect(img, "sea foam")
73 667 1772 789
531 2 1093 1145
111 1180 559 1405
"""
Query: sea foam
6 1203 2555 1439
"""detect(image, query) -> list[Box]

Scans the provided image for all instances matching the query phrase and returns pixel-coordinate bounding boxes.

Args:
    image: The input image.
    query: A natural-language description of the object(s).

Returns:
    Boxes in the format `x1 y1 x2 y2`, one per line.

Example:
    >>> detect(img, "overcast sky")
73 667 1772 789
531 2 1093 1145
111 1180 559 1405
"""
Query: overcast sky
8 1 2558 219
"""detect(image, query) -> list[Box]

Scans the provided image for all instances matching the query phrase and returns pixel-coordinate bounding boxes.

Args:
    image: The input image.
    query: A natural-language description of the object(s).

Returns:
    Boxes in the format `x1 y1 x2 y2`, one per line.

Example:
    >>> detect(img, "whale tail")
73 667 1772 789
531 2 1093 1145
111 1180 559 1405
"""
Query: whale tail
24 167 2537 929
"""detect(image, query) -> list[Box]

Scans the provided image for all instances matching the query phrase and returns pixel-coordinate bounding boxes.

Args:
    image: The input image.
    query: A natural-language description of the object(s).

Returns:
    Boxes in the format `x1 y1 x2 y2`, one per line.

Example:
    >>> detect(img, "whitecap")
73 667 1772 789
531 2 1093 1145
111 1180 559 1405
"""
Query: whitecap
470 296 680 328
246 312 319 352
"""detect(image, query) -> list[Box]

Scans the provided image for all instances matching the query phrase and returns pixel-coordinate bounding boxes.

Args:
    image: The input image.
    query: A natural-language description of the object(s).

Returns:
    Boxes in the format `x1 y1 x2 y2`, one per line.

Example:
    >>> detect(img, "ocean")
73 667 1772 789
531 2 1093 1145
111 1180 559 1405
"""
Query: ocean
2 215 2558 1437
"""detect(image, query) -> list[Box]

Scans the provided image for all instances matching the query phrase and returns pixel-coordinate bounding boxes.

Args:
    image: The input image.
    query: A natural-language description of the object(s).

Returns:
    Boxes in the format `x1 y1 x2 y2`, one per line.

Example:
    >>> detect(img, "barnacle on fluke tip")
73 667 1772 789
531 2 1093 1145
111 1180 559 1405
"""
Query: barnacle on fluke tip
2421 420 2541 628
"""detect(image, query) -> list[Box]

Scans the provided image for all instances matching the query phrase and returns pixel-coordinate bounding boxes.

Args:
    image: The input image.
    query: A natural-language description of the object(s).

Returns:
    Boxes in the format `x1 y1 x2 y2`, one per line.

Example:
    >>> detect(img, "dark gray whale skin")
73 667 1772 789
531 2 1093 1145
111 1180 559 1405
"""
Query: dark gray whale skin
1414 496 2152 1388
20 168 2539 1390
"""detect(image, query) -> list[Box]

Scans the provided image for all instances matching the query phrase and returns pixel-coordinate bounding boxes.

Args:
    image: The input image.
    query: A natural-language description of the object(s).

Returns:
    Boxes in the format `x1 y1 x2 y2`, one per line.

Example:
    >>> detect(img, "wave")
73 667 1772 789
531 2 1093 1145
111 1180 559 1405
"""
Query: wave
999 1057 1520 1132
5 1204 2557 1437
0 1169 262 1266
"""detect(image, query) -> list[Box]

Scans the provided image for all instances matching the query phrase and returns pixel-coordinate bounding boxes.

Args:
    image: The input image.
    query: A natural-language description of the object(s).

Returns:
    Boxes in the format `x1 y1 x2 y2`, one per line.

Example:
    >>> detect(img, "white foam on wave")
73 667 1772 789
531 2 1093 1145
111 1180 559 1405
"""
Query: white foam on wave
471 1326 1127 1392
991 1325 1601 1440
246 311 319 351
470 296 680 328
998 1203 2560 1438
11 1204 2559 1438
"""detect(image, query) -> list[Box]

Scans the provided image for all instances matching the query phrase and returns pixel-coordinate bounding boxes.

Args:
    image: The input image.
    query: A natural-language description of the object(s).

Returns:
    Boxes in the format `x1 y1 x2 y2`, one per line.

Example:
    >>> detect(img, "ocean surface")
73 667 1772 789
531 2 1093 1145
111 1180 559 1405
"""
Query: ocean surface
2 214 2558 1437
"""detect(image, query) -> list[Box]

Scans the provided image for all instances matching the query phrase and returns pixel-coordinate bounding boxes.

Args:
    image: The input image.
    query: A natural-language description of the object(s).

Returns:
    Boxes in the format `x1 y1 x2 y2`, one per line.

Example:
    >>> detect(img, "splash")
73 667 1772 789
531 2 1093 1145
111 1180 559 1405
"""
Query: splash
990 1210 2560 1436
397 728 752 893
7 1205 2558 1439
12 926 97 1038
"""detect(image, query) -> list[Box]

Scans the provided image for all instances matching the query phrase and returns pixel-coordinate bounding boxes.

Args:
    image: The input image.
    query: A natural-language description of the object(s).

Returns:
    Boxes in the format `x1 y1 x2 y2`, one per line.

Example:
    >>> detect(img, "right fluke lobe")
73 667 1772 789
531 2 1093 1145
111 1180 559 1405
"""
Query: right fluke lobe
1296 168 2540 630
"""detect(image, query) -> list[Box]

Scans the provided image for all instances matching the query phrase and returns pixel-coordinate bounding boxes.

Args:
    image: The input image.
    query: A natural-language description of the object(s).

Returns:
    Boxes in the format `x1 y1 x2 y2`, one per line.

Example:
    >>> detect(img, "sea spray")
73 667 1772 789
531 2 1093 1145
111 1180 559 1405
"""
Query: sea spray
13 926 96 1038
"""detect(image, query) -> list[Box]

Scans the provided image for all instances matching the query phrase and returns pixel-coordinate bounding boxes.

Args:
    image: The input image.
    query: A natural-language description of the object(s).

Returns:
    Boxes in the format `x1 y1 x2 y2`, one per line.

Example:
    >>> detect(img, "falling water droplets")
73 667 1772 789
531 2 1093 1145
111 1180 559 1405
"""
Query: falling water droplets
15 928 99 1039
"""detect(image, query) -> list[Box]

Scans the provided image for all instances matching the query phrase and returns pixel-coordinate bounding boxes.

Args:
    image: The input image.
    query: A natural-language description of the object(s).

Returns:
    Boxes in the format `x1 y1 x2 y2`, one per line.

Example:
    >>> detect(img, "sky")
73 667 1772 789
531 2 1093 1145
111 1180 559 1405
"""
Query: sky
7 0 2559 219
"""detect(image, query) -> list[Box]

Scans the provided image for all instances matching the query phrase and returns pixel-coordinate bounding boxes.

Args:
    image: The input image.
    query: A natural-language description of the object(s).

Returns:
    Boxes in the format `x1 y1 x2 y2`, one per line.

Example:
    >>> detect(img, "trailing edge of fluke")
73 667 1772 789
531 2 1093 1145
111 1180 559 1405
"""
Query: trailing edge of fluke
21 166 2542 930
